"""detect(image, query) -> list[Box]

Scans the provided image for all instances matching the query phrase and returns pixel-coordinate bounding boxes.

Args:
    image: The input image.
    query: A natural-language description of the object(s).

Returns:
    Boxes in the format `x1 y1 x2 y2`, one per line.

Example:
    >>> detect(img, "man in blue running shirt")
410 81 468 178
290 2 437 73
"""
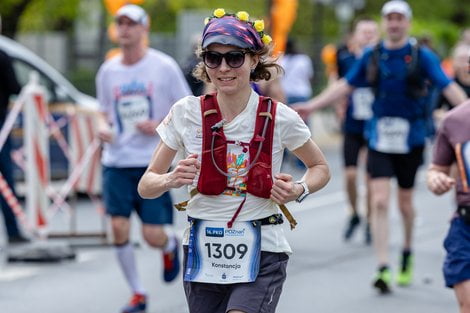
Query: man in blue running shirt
295 0 467 294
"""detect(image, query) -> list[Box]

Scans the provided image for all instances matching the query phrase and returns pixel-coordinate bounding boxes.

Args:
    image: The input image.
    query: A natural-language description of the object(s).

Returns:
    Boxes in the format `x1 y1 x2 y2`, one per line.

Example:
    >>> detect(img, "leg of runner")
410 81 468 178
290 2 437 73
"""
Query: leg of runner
342 134 366 241
344 166 361 240
396 187 415 286
112 217 148 313
364 174 373 244
139 190 180 284
370 177 392 294
454 280 470 313
142 224 180 283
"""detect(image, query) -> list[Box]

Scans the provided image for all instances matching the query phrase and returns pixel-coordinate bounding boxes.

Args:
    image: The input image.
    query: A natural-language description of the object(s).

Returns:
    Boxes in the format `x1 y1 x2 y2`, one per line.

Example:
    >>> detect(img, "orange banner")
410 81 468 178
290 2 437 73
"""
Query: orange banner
271 0 298 54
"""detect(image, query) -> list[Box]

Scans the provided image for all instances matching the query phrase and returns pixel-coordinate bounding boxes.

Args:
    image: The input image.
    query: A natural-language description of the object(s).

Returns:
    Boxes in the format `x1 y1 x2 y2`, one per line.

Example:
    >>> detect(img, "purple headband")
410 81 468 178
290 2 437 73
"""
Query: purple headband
202 16 263 50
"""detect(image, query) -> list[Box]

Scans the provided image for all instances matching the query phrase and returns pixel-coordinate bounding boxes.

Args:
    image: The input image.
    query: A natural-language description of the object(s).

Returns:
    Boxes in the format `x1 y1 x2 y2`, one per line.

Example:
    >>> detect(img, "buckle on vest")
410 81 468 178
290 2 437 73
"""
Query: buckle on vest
258 214 283 226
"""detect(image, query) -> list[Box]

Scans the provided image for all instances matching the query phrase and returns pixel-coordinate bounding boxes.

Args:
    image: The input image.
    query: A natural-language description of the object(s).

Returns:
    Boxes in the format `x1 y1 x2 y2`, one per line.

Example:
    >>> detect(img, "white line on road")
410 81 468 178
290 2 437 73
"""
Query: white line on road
0 266 38 282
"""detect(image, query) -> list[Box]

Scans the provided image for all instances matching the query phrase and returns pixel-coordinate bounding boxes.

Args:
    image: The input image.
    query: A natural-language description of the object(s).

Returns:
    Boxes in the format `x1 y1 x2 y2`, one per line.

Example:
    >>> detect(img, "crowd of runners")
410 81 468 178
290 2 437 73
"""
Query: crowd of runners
2 1 470 313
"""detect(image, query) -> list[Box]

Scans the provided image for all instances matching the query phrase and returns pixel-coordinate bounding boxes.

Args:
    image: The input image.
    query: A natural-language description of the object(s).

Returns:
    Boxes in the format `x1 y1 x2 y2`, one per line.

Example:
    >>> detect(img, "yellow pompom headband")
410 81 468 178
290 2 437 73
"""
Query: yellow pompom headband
202 8 272 50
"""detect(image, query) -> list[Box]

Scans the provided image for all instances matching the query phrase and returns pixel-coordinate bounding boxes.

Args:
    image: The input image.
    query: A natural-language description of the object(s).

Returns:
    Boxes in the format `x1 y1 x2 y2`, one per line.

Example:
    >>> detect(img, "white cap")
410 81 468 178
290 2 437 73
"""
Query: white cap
115 4 149 26
381 1 412 19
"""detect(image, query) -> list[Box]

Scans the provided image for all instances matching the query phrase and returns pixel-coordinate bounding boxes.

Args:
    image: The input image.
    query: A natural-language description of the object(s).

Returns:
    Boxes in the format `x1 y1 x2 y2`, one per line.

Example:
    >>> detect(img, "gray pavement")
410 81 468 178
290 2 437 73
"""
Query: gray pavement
0 132 459 313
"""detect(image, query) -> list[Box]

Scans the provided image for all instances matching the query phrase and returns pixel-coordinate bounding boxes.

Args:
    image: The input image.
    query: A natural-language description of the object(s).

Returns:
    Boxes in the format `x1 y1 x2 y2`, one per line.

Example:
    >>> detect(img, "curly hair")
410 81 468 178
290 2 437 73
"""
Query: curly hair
192 44 284 84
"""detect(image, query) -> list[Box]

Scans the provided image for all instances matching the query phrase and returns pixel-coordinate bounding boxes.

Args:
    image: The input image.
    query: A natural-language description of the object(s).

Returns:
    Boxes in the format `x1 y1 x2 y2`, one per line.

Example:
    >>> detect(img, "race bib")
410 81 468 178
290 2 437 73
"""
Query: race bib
116 94 150 134
456 141 470 192
351 88 374 120
375 117 410 153
184 219 261 284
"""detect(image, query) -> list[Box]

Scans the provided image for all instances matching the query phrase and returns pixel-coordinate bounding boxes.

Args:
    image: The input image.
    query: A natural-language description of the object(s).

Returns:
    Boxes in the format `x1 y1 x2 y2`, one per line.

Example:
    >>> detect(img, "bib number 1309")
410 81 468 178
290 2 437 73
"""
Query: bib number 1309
204 243 248 259
184 220 261 284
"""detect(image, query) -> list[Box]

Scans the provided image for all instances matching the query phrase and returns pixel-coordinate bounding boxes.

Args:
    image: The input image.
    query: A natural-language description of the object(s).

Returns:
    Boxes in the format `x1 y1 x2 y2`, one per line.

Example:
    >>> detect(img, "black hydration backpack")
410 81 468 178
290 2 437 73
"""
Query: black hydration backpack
365 38 437 137
365 38 428 99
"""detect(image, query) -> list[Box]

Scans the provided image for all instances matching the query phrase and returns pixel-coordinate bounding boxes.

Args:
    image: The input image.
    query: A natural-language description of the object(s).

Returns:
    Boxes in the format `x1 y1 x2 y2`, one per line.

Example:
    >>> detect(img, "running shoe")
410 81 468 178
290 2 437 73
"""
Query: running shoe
163 238 180 282
8 235 30 244
364 222 372 245
122 293 146 313
344 214 360 240
397 252 413 286
373 267 392 294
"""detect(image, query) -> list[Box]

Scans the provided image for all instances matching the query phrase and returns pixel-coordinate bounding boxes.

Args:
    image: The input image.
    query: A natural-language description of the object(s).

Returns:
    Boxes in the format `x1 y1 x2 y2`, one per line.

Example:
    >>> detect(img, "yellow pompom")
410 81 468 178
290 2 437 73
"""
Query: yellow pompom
262 34 272 45
254 20 264 32
204 17 210 25
236 11 250 22
213 8 225 18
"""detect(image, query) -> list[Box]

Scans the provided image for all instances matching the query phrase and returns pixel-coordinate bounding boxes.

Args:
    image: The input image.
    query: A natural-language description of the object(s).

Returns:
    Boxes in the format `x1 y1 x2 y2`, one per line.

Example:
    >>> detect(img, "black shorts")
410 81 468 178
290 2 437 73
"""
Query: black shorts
183 246 288 313
367 147 424 189
343 132 367 167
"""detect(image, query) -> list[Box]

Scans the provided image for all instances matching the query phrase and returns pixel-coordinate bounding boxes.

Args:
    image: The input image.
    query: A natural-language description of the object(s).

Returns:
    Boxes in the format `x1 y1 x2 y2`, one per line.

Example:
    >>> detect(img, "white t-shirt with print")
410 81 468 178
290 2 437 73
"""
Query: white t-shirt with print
96 48 191 168
157 90 311 253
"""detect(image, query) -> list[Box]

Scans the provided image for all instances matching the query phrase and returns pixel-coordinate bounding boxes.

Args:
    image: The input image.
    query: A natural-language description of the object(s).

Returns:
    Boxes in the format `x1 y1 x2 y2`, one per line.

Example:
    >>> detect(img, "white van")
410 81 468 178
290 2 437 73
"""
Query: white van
0 35 99 179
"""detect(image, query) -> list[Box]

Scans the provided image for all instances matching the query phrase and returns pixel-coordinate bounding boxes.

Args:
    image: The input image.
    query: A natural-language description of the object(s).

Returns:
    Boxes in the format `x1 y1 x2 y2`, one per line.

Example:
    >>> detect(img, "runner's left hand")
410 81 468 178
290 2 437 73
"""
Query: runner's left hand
270 173 303 204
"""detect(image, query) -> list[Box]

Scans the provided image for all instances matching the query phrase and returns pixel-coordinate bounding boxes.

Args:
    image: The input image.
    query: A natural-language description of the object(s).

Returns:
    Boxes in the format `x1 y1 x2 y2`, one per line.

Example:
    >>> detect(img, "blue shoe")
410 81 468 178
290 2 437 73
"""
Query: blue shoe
163 238 180 282
122 294 146 313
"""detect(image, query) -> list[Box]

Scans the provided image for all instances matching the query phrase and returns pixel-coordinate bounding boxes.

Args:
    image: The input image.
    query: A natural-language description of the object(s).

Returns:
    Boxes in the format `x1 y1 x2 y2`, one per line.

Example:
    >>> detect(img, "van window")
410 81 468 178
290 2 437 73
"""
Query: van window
11 58 73 104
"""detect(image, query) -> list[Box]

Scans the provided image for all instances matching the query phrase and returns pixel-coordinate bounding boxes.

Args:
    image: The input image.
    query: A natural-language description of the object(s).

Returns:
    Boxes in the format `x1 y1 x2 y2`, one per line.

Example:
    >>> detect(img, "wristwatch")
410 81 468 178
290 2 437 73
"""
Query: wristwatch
295 180 310 203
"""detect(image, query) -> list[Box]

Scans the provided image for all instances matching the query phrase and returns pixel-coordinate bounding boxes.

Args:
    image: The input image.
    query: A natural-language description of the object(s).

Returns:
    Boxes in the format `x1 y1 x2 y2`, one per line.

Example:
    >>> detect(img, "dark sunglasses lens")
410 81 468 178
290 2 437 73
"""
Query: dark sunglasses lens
225 52 245 68
204 52 222 68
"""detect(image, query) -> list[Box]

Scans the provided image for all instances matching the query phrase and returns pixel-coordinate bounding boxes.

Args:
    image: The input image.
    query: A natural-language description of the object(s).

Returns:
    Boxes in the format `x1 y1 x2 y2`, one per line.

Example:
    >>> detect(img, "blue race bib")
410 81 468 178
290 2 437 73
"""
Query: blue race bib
185 219 261 284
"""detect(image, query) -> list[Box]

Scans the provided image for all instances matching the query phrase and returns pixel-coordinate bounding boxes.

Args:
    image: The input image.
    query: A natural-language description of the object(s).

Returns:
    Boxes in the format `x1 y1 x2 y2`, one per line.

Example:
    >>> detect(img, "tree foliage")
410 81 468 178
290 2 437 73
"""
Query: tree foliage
1 0 81 37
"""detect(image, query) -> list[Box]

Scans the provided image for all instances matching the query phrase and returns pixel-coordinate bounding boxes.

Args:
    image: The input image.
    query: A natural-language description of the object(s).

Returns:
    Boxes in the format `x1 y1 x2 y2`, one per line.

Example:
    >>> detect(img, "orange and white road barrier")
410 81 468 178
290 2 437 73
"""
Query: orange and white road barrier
0 171 33 232
0 92 25 152
2 71 105 244
49 137 101 215
69 109 102 195
23 72 50 239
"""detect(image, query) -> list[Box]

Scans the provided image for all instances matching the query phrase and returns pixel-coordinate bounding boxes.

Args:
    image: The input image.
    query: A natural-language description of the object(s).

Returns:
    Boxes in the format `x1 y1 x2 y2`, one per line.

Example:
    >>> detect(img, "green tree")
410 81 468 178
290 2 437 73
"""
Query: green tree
1 0 80 38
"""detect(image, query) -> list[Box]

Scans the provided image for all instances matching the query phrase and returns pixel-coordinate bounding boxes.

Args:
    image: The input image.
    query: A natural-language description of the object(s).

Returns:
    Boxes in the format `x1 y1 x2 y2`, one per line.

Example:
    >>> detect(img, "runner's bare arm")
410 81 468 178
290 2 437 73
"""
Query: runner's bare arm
427 163 455 196
292 78 353 119
442 82 468 107
270 139 330 204
138 142 200 199
96 111 113 143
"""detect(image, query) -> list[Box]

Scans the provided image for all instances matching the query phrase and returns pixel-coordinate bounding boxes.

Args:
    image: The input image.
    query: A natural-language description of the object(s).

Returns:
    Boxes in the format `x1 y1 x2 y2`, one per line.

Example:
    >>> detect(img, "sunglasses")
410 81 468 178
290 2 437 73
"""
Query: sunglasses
202 51 248 69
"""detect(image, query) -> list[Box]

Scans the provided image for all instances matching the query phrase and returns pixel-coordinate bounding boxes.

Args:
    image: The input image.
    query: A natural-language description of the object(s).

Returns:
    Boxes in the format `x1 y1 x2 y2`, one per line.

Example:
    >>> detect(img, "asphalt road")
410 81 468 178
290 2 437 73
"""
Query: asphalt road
0 136 459 313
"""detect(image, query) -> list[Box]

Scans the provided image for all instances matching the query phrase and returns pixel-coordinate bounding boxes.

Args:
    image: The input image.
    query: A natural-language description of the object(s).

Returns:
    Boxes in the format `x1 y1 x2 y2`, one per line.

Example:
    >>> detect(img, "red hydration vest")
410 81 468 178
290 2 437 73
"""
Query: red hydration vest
197 93 277 199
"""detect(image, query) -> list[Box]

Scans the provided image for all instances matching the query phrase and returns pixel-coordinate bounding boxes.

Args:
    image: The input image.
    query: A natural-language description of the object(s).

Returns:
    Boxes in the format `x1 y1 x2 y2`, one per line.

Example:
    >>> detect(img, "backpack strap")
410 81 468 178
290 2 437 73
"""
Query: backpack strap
254 96 276 165
251 96 297 230
365 42 382 89
197 93 227 195
406 37 428 99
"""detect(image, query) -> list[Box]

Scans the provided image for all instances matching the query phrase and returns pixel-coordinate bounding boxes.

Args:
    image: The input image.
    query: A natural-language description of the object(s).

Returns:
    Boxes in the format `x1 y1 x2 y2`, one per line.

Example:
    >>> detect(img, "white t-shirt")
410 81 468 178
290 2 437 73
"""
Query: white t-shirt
279 54 314 99
96 48 191 167
157 90 311 253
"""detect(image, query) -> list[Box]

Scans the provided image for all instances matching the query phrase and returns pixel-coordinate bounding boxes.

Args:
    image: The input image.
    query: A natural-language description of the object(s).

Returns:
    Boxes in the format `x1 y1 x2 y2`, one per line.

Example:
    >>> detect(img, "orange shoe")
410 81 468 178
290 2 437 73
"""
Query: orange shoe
121 293 146 313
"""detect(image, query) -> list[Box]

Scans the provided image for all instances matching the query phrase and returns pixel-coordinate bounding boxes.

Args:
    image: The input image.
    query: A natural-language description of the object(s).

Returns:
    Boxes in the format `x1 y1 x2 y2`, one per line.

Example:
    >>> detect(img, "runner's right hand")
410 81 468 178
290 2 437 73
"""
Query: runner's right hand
166 154 200 189
97 127 114 143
